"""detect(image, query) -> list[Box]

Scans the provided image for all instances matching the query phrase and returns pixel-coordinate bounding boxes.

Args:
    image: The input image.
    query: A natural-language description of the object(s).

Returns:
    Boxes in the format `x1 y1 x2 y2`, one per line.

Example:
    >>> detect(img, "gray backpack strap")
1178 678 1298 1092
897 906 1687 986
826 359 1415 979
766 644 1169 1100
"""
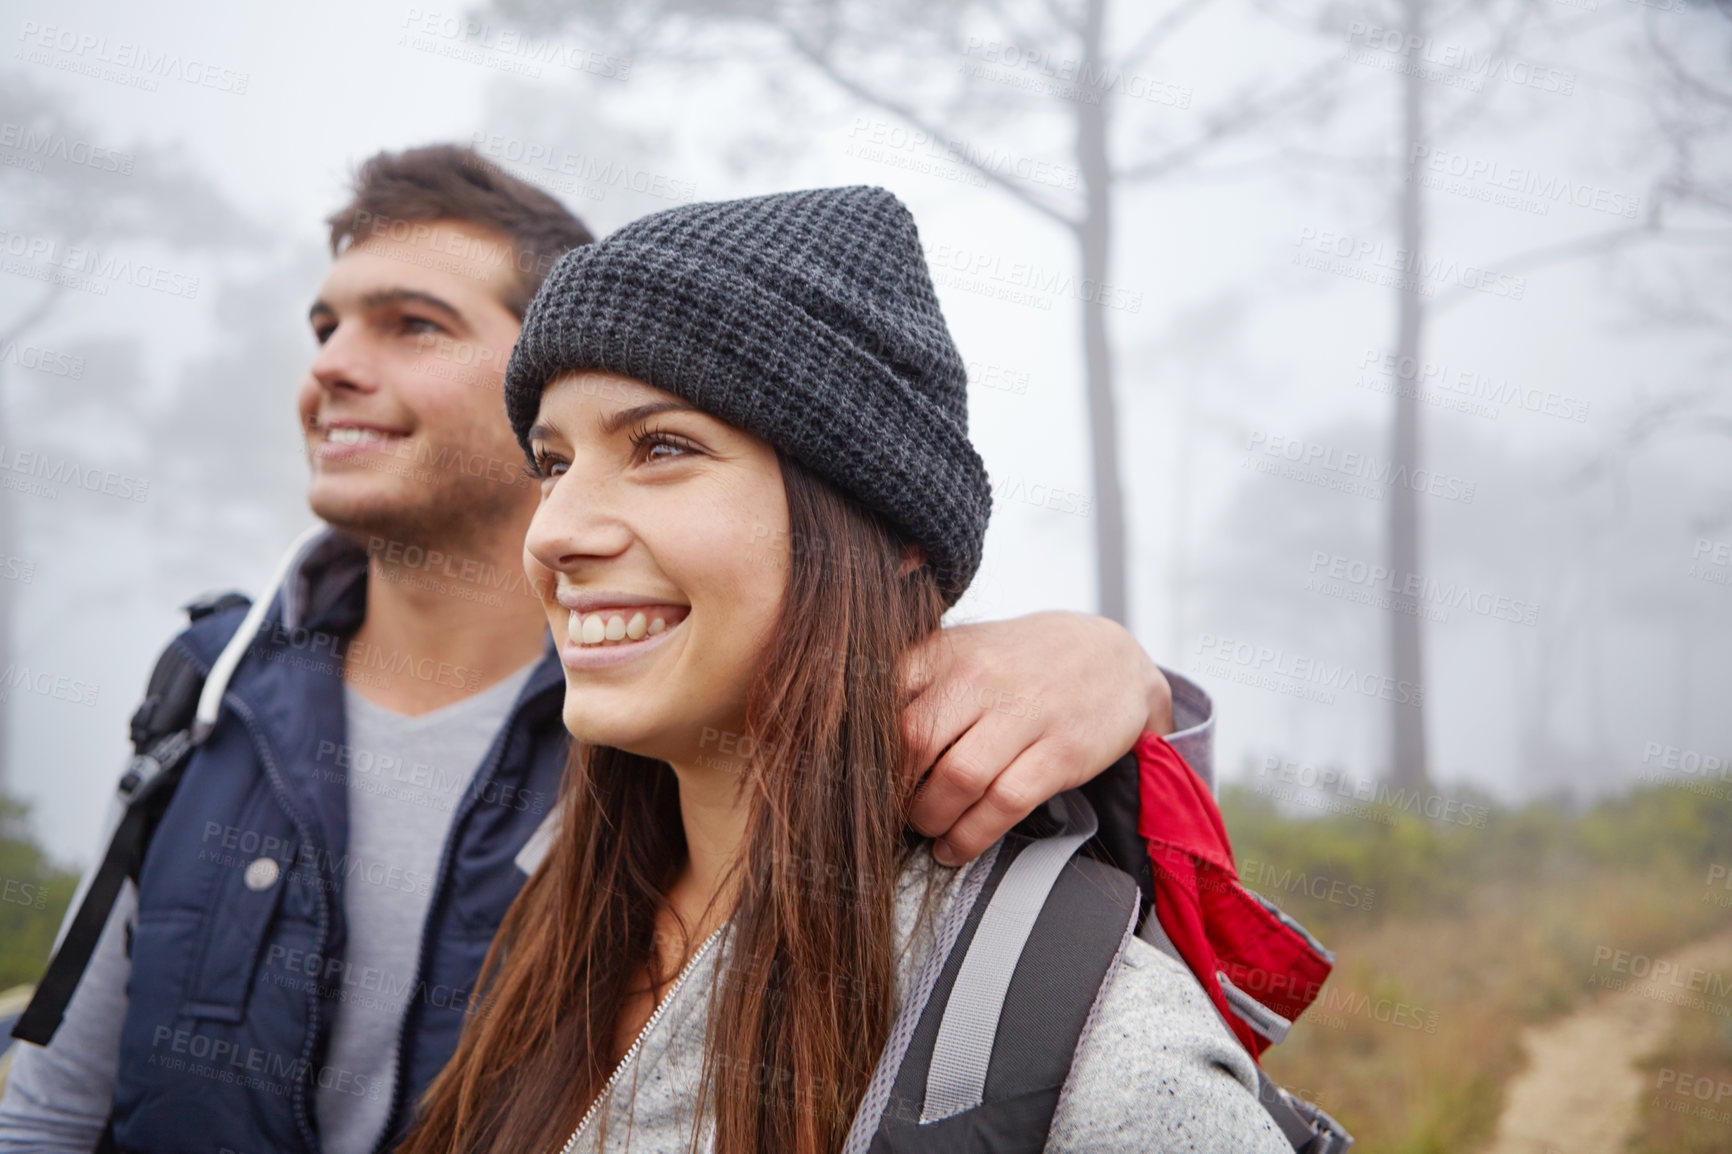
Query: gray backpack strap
847 791 1139 1154
1257 1070 1354 1154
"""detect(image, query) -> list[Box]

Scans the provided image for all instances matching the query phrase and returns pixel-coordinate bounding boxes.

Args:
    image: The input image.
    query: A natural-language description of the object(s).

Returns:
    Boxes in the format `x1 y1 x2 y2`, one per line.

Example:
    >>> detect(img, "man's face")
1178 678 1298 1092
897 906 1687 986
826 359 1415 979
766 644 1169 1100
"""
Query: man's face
298 220 535 551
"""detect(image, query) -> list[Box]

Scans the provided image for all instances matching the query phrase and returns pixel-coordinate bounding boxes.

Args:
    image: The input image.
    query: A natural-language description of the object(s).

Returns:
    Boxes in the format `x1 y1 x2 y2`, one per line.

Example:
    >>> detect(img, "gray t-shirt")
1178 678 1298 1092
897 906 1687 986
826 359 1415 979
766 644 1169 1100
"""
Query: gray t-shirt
315 661 537 1153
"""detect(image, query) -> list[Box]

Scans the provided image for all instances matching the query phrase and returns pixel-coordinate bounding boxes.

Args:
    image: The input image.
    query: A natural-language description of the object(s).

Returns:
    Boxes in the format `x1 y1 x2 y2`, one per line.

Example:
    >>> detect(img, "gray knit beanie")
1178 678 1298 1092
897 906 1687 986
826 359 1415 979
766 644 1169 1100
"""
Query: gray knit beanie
503 186 990 601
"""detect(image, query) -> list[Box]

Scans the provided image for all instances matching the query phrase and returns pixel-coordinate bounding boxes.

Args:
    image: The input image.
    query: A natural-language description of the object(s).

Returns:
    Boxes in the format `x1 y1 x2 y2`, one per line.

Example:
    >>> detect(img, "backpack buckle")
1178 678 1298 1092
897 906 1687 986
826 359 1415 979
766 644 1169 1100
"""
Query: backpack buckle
117 731 192 802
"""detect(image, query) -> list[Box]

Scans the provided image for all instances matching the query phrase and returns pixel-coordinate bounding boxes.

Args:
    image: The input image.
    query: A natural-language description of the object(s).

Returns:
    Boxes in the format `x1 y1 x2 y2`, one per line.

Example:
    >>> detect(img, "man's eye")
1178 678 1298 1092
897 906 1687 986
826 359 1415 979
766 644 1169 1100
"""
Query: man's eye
402 316 445 337
313 324 336 345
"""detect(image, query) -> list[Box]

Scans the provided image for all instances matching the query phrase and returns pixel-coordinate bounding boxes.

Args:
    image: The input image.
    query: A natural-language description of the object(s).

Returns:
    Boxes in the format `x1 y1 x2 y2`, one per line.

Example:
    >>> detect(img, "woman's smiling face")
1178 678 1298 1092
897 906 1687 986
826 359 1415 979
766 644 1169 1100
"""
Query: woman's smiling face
523 371 790 766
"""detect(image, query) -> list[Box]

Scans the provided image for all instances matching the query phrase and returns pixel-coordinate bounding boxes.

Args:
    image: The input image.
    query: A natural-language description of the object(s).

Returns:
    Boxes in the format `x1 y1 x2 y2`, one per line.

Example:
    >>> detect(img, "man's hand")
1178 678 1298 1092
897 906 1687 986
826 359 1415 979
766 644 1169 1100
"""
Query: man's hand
902 610 1173 865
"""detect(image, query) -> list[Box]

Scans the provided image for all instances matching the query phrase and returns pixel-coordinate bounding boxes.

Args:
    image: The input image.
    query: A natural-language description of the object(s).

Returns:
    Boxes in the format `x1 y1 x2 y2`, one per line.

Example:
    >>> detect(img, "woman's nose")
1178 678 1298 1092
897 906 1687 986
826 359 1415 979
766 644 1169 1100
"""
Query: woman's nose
525 469 635 574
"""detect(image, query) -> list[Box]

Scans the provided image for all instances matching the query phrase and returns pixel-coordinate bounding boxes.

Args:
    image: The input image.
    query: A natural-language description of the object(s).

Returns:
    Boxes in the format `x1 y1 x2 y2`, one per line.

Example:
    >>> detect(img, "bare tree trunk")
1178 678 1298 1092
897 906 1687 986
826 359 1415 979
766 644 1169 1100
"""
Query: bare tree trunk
1387 0 1429 788
0 383 11 792
1077 0 1127 624
0 287 70 795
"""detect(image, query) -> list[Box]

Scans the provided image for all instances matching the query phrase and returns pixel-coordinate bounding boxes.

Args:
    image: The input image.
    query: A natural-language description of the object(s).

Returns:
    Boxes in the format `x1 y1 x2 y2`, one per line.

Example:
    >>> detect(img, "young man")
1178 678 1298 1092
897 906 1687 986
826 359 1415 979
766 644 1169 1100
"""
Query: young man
0 146 1214 1154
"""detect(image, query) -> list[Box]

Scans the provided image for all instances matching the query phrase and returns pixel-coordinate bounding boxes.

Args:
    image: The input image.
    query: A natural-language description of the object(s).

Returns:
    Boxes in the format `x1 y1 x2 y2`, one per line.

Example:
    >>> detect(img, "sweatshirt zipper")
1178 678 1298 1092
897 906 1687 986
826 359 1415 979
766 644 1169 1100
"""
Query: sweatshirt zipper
556 927 725 1154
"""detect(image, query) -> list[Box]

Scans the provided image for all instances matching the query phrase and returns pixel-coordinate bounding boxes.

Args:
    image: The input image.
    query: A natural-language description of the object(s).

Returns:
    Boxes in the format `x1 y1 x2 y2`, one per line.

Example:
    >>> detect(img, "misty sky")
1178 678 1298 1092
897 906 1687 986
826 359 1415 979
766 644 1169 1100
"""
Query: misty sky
4 0 1730 863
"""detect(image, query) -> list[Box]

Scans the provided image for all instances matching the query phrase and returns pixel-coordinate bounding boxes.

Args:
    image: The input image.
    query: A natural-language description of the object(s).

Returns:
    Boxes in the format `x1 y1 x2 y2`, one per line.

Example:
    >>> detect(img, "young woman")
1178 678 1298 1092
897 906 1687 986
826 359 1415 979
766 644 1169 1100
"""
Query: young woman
398 187 1290 1154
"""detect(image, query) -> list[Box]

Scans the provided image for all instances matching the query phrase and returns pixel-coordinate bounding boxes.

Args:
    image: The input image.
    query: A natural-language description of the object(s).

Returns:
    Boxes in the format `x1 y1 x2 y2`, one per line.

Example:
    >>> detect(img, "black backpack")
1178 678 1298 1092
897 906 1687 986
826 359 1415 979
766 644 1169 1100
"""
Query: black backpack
11 591 249 1049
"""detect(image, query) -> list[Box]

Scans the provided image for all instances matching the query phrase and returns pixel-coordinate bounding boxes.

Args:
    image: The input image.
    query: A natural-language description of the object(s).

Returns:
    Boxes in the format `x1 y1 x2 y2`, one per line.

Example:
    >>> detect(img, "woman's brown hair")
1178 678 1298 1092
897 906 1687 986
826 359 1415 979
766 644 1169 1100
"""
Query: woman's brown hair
398 454 948 1154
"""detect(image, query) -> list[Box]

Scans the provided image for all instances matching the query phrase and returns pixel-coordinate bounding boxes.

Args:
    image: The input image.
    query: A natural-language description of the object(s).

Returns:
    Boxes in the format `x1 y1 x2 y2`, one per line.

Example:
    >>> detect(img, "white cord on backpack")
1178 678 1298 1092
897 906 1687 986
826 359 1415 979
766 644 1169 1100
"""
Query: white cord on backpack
192 522 329 743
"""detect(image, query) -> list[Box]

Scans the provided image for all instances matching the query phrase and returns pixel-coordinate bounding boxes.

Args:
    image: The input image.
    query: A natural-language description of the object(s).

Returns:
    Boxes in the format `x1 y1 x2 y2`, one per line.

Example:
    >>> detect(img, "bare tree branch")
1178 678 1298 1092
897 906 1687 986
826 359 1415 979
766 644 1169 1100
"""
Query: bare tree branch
1575 384 1732 490
1113 0 1211 75
965 0 1065 44
1428 3 1534 142
1035 0 1083 38
1429 222 1731 314
1644 5 1732 109
780 28 1081 227
1118 53 1341 183
0 283 68 349
1183 148 1386 185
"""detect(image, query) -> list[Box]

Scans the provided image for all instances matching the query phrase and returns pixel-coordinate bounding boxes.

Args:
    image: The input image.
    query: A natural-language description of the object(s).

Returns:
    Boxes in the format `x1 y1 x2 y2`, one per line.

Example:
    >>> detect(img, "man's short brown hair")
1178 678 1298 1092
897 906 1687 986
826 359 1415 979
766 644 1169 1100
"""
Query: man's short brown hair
326 144 594 317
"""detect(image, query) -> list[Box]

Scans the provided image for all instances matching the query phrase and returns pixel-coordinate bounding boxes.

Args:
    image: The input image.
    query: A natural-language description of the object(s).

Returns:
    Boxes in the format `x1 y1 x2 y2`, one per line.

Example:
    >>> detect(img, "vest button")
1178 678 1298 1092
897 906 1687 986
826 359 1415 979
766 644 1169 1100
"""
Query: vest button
244 857 280 891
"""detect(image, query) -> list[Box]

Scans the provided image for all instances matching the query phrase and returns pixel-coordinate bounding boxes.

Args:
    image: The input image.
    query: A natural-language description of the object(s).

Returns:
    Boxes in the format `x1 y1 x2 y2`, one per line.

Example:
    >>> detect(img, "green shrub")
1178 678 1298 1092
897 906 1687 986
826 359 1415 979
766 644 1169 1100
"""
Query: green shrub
0 795 78 991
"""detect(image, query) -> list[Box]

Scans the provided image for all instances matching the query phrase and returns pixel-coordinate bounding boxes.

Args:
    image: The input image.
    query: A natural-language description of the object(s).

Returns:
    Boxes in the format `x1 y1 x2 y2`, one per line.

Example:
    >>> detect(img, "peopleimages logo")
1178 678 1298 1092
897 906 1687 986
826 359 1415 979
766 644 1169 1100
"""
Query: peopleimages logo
1238 858 1376 910
1243 430 1476 504
1192 632 1426 708
399 9 630 80
1590 946 1732 1000
470 132 696 203
1343 21 1575 96
1306 550 1540 627
845 118 1081 191
1294 227 1526 301
926 242 1144 314
1256 756 1488 828
1408 145 1641 220
0 121 135 174
0 230 200 300
0 442 150 503
0 663 99 707
15 21 250 94
1356 349 1589 424
958 37 1194 109
0 338 84 379
1689 538 1731 588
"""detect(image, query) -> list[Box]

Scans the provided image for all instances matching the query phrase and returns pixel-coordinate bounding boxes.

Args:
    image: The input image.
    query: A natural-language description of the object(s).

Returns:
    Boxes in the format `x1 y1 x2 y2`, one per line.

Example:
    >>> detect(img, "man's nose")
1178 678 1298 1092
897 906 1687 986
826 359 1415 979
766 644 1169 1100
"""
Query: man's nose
309 324 379 395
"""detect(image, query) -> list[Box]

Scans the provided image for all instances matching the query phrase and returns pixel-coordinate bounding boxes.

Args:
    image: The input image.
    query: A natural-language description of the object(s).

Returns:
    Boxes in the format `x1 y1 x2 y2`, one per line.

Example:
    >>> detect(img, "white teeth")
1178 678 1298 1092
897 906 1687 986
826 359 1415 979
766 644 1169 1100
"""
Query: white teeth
580 614 606 645
567 609 677 646
326 426 389 445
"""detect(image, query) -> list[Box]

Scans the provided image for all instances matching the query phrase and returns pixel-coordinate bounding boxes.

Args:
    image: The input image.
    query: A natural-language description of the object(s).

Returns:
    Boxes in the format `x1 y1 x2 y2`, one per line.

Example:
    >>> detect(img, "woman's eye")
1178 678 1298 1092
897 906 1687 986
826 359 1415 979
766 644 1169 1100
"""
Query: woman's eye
313 324 336 345
530 454 568 480
632 429 698 462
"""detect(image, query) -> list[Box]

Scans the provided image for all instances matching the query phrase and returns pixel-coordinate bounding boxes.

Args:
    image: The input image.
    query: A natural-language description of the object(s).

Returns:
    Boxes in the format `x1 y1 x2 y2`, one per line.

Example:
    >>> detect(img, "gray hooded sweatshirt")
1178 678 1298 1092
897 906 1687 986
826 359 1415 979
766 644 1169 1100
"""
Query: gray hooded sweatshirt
564 851 1292 1154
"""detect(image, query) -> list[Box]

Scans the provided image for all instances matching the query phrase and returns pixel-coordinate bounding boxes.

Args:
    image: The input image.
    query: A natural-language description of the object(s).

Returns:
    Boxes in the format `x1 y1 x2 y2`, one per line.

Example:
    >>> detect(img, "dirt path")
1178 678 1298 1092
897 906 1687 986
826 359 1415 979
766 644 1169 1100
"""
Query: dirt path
1480 929 1732 1154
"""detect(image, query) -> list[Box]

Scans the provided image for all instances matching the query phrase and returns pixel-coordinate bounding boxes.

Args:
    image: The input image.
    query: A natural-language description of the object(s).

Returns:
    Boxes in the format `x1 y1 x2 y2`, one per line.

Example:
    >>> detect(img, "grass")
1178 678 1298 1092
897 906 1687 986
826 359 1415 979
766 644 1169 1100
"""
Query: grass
2 779 1729 1150
1222 780 1732 1154
1628 973 1732 1154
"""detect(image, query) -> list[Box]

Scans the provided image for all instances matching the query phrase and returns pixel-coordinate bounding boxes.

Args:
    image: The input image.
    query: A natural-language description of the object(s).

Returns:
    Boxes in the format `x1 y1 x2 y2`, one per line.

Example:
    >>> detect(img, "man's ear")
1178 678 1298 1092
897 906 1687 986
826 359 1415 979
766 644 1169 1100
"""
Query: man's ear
898 544 927 578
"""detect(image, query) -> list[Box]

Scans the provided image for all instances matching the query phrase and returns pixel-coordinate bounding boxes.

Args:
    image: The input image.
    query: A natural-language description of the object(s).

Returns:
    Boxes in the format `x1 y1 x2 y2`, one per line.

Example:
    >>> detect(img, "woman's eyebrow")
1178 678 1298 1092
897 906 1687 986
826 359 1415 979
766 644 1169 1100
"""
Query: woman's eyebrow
601 401 700 436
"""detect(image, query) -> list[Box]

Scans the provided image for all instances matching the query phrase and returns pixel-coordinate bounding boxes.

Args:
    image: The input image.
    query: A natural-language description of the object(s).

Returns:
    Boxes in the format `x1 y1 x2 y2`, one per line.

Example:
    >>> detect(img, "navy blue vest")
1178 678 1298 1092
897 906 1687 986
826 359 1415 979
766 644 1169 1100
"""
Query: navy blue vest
110 556 568 1154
